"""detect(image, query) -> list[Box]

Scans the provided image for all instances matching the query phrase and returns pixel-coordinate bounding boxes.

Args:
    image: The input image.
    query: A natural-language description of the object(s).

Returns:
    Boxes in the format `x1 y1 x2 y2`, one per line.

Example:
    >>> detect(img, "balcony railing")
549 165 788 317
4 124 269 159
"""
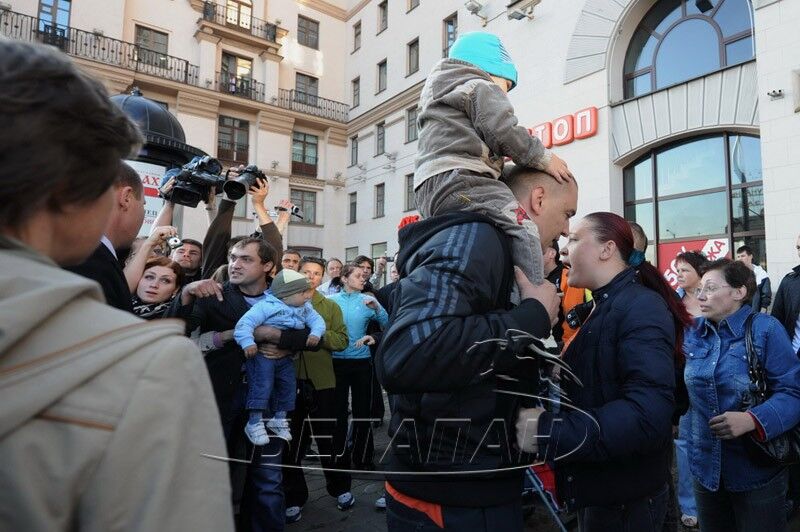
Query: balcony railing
215 72 265 102
202 1 277 43
292 160 318 178
275 89 349 123
217 140 249 164
0 10 199 85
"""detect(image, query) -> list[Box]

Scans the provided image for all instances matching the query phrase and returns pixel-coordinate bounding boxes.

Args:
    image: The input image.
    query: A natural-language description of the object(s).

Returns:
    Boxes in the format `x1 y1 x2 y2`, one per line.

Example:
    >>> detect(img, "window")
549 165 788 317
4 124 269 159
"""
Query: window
623 0 755 98
408 0 420 11
405 174 415 211
352 77 360 108
38 0 71 33
375 183 385 218
135 26 169 67
290 189 317 224
345 247 359 263
353 21 361 51
377 60 387 93
406 106 418 142
623 133 764 279
291 247 323 259
217 116 249 164
350 136 359 166
220 53 254 97
297 15 319 49
378 1 388 33
349 192 357 223
376 123 385 155
225 0 253 31
291 132 318 177
295 73 319 106
443 13 458 57
407 38 420 75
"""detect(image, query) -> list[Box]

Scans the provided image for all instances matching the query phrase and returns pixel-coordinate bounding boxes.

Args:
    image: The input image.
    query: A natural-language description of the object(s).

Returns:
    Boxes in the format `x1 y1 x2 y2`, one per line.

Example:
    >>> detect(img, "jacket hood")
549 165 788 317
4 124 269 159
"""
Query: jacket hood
0 238 183 438
396 212 497 277
424 59 494 102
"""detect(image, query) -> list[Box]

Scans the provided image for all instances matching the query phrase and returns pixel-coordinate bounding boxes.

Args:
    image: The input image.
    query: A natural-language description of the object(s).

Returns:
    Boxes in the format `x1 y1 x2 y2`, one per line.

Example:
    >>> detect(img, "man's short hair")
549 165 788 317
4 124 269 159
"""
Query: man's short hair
300 257 326 271
283 249 302 259
0 41 141 230
354 255 374 269
736 245 753 256
628 221 649 253
116 162 144 200
179 238 203 251
500 164 578 197
326 257 343 267
231 237 277 266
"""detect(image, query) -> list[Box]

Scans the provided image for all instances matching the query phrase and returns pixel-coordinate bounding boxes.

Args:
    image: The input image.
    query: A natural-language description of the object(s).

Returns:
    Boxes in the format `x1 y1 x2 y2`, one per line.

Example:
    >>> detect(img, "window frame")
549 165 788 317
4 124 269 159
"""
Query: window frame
349 192 357 224
295 73 319 106
405 173 416 211
38 0 71 32
297 15 320 49
375 122 386 156
406 106 419 142
217 115 250 165
375 183 385 218
350 135 359 166
291 131 319 178
353 21 362 51
442 12 458 58
377 59 388 93
352 77 361 108
407 0 420 12
134 25 170 68
407 38 420 76
377 1 388 34
289 188 317 225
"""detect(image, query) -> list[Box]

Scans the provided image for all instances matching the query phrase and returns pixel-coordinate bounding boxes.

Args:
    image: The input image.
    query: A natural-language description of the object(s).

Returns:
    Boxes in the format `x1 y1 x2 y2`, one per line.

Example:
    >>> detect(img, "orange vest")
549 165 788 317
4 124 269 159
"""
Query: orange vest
560 268 589 344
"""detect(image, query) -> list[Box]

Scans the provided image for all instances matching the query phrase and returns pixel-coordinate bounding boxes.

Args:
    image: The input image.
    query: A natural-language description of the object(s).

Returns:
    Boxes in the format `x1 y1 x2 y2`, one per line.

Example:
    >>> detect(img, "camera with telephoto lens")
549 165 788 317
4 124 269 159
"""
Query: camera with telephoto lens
223 165 267 200
274 204 304 220
159 156 225 208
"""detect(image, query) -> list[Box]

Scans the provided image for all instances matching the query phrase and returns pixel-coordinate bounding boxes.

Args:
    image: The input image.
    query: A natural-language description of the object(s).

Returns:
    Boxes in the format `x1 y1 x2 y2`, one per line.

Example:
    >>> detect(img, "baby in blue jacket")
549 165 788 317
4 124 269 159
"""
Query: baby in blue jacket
235 269 326 445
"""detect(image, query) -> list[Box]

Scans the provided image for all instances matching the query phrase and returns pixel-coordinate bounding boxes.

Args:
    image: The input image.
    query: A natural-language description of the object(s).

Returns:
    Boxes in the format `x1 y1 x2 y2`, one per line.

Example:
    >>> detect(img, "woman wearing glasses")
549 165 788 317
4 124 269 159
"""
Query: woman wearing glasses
684 258 800 531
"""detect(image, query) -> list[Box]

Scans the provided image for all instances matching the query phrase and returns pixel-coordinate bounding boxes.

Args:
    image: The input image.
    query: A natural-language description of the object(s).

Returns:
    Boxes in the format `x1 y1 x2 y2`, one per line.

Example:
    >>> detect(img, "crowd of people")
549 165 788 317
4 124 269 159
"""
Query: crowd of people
4 32 800 532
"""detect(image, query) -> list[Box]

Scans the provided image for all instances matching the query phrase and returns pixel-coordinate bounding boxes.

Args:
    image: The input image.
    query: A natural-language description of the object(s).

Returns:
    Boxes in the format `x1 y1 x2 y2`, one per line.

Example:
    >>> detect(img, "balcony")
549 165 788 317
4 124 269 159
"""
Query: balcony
217 140 249 165
201 1 277 42
215 72 265 102
275 89 349 123
0 10 199 85
292 159 318 178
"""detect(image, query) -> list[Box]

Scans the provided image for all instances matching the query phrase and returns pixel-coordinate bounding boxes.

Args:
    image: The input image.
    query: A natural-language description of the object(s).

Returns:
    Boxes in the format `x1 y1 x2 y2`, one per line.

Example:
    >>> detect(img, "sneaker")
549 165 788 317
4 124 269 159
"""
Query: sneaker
680 514 698 528
285 505 302 524
266 417 292 441
337 492 355 511
244 420 269 446
374 493 386 510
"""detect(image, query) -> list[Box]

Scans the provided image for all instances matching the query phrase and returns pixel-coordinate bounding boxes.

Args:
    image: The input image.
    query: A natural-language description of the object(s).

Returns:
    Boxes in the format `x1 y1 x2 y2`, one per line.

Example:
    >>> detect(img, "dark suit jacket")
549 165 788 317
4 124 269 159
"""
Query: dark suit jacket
65 243 133 313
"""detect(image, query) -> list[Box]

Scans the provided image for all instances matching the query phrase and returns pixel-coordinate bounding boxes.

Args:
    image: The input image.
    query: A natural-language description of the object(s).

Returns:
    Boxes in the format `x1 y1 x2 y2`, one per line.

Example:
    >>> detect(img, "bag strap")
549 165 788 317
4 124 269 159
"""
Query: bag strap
744 313 768 398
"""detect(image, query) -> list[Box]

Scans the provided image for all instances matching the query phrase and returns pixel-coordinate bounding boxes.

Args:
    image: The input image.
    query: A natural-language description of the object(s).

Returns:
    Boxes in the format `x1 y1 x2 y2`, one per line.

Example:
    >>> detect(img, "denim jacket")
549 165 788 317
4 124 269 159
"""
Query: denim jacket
684 304 800 491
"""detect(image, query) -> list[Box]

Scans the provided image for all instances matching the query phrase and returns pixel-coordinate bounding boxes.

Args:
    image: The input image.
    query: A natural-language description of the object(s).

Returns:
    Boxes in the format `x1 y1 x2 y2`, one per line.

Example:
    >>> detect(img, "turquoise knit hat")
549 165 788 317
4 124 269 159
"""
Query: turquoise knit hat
448 32 518 90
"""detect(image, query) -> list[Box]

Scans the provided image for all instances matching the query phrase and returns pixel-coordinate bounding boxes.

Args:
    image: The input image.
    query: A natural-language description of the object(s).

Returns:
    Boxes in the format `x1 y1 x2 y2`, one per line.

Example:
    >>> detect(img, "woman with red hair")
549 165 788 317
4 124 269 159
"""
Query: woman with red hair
518 212 691 531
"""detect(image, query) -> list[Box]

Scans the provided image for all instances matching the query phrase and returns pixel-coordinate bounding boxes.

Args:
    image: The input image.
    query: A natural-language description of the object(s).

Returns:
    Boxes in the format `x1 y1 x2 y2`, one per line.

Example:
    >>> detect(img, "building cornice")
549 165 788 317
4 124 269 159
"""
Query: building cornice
177 90 220 120
346 0 371 21
347 81 423 134
326 126 349 147
258 108 295 135
297 0 348 21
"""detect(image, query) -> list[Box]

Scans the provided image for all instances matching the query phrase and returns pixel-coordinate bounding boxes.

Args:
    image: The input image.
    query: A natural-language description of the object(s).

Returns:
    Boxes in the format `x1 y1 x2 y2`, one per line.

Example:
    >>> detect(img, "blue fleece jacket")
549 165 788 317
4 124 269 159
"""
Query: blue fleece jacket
234 292 326 350
327 291 388 359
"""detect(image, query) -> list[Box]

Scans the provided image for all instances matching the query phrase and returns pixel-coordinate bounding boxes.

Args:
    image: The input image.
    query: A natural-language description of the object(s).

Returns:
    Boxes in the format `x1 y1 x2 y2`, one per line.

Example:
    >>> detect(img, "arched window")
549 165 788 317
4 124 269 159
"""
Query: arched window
624 0 754 99
623 134 764 280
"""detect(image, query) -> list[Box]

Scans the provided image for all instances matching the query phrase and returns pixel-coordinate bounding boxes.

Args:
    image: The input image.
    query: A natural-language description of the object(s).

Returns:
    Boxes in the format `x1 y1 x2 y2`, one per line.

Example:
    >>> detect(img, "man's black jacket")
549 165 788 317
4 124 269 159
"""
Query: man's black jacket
65 243 133 313
772 265 800 340
375 212 551 508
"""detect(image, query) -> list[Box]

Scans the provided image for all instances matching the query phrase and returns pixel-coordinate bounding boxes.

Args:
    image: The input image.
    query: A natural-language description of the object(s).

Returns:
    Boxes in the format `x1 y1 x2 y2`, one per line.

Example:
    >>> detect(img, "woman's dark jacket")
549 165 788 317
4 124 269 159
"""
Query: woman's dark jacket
537 268 676 511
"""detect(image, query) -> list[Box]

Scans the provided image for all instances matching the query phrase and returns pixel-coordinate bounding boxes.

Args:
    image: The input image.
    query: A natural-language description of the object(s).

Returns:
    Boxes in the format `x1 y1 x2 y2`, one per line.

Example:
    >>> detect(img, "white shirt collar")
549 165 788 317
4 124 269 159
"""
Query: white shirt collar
100 235 117 259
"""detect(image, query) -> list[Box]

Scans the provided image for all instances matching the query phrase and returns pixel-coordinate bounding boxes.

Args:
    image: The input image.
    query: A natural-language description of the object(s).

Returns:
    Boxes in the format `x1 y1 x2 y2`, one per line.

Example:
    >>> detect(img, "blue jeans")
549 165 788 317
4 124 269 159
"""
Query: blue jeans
693 468 788 532
245 355 295 413
238 437 285 532
676 414 698 517
386 492 523 531
577 482 669 532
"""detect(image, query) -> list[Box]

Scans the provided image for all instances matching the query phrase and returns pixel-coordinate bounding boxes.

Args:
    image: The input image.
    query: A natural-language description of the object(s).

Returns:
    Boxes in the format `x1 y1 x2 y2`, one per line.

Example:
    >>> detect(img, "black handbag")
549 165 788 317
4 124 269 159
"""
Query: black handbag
295 352 317 413
741 313 800 466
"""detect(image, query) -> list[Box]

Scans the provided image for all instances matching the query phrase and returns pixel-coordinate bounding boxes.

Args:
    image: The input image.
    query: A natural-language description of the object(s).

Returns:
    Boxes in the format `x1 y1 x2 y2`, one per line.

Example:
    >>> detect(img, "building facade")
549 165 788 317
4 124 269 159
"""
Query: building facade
2 0 799 284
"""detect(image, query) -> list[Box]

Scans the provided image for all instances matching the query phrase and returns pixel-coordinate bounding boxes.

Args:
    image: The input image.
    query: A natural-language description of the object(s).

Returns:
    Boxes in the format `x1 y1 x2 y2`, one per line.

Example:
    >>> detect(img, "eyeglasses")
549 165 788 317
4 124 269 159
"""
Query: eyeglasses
694 284 732 298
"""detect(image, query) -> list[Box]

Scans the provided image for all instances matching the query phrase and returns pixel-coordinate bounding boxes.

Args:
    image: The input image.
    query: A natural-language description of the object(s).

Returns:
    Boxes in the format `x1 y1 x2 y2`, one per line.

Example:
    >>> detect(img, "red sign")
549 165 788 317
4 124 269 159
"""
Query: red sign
529 107 598 148
659 238 730 289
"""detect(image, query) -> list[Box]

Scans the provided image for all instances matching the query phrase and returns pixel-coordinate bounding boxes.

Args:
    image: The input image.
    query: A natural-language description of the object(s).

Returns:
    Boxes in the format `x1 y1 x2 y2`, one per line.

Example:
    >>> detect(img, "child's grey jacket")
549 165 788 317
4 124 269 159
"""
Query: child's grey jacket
414 58 551 190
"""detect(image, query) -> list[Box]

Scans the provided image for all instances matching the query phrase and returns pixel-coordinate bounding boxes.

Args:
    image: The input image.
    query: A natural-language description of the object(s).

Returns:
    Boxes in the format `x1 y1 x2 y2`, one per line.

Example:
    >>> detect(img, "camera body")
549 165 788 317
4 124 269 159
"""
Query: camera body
274 204 304 220
167 236 182 249
159 156 225 208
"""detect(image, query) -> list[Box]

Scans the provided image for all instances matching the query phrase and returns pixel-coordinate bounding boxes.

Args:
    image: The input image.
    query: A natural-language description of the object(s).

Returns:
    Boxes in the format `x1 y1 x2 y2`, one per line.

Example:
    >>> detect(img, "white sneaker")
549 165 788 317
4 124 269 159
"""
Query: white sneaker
244 420 269 446
374 493 386 510
285 505 302 524
337 492 355 511
266 417 292 441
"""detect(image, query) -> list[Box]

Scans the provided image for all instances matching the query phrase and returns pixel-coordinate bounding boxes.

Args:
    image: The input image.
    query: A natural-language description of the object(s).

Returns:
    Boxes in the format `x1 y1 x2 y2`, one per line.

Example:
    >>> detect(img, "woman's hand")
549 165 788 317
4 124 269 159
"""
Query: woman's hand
364 297 379 310
355 335 375 347
147 225 178 248
709 411 756 439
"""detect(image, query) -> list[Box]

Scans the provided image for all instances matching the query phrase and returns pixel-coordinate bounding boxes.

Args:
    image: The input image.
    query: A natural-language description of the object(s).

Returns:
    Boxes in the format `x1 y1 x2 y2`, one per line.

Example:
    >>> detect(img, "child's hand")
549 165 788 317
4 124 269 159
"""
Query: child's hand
306 335 320 347
544 153 573 183
243 345 258 358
